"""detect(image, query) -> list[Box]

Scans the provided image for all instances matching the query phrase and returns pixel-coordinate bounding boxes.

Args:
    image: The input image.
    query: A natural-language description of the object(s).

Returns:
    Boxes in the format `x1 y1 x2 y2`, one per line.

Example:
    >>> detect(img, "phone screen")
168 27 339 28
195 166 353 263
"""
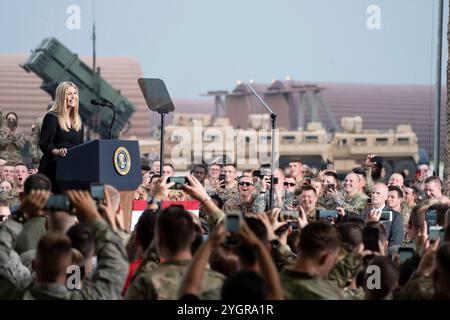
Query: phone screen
90 184 105 201
168 177 187 189
426 210 437 227
226 215 240 233
398 248 414 263
281 210 299 219
380 211 393 222
44 194 71 212
317 209 338 220
219 174 226 188
429 226 442 242
363 227 379 252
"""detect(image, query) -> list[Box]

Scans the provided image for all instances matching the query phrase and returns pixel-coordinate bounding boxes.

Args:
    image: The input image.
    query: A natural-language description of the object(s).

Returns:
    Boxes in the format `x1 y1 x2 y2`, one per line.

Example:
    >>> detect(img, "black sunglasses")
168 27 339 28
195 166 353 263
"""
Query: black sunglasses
283 182 296 187
238 182 254 187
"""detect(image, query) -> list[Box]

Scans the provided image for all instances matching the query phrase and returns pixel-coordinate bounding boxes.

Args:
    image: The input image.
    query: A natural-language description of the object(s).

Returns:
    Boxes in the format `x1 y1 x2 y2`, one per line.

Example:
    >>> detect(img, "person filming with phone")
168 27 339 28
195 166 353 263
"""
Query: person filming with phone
0 112 26 164
328 172 368 216
361 183 404 248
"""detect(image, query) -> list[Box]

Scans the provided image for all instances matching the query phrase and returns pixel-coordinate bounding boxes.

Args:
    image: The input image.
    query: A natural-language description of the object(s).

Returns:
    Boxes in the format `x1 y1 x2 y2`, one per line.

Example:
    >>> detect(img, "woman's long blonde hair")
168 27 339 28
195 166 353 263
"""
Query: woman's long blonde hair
48 81 82 132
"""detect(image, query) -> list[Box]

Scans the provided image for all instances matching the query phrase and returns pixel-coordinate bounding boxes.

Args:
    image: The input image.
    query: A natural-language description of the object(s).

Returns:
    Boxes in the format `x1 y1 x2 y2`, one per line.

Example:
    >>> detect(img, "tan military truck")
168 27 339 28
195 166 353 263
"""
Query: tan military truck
137 113 419 178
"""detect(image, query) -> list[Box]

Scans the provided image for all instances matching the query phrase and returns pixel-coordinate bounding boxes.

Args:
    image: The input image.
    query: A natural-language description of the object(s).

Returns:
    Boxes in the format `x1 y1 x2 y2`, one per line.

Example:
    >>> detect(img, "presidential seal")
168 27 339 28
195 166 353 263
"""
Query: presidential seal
114 147 131 175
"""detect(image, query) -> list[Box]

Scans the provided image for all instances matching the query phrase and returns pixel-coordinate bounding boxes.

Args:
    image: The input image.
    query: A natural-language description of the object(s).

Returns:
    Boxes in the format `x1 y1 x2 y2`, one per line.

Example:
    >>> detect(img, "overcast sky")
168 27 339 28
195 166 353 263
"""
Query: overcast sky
0 0 447 98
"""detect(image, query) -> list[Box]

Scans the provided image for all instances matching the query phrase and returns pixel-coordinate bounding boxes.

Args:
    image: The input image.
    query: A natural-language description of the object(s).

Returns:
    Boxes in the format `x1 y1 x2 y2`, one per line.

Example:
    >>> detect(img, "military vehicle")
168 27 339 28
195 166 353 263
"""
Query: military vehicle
21 37 136 138
138 113 419 179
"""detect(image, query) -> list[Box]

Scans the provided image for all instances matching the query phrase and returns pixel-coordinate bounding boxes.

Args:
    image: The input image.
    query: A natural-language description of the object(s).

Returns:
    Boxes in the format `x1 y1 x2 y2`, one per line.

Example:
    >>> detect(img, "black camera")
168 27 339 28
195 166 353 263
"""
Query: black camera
44 195 72 212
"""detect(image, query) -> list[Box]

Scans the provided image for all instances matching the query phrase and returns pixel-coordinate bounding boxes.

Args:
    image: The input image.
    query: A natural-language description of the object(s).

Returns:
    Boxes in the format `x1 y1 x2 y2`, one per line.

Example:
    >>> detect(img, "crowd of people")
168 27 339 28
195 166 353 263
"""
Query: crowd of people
0 79 449 300
1 147 450 299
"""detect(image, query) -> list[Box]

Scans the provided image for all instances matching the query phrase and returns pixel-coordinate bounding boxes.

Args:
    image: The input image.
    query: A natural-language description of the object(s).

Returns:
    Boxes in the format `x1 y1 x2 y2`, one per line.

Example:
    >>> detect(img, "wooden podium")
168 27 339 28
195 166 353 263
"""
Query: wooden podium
56 139 141 231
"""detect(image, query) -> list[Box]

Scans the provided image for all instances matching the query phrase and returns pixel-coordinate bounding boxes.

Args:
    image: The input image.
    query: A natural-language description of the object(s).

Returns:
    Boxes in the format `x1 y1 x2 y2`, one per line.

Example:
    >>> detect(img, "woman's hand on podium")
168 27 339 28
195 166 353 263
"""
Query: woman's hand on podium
51 148 68 157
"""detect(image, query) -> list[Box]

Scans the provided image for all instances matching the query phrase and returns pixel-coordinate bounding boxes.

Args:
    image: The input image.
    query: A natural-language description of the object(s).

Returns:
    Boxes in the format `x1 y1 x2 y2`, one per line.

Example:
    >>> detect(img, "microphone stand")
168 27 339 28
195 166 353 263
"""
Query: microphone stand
93 98 116 139
245 83 277 210
159 111 166 171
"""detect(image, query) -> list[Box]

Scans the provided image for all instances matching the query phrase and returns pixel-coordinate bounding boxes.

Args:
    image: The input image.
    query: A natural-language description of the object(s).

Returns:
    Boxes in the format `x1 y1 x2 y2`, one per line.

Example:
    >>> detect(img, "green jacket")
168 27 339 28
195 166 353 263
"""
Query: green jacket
0 218 129 300
280 268 351 300
125 259 225 300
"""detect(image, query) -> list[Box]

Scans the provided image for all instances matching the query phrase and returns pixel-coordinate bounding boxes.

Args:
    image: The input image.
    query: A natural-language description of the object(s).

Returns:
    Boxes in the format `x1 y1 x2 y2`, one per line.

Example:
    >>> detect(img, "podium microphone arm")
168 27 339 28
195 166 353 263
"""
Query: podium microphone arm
245 83 277 210
90 99 116 139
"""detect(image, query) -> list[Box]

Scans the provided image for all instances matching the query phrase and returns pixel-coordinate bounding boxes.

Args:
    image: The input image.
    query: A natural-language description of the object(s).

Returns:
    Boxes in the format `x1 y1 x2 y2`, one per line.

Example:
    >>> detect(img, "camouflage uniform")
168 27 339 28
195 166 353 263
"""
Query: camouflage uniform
223 196 255 214
0 189 18 208
397 271 434 300
317 195 332 209
324 191 368 216
30 116 44 165
399 201 411 230
327 250 363 289
125 259 225 300
0 218 129 300
0 128 26 164
205 209 226 231
364 166 384 196
304 204 326 222
280 268 351 299
271 243 297 271
343 286 365 300
0 219 33 299
217 185 239 204
252 189 296 213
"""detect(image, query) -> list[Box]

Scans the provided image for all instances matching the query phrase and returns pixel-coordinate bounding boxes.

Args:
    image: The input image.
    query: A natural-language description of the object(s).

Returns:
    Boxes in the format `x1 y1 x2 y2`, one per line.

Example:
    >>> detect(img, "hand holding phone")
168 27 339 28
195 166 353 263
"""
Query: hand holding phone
380 211 393 222
274 222 291 236
226 212 241 233
316 209 339 221
281 210 299 220
44 194 72 212
219 174 226 189
168 177 187 189
90 183 105 202
398 247 415 264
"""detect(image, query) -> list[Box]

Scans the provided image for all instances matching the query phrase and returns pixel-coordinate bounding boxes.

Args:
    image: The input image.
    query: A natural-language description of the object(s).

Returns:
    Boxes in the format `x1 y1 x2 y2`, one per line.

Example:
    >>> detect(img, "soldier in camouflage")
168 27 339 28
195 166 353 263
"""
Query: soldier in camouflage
326 172 368 216
215 164 239 204
0 112 26 164
280 222 351 299
125 205 224 299
223 175 257 214
0 189 128 300
253 169 296 213
363 155 385 196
